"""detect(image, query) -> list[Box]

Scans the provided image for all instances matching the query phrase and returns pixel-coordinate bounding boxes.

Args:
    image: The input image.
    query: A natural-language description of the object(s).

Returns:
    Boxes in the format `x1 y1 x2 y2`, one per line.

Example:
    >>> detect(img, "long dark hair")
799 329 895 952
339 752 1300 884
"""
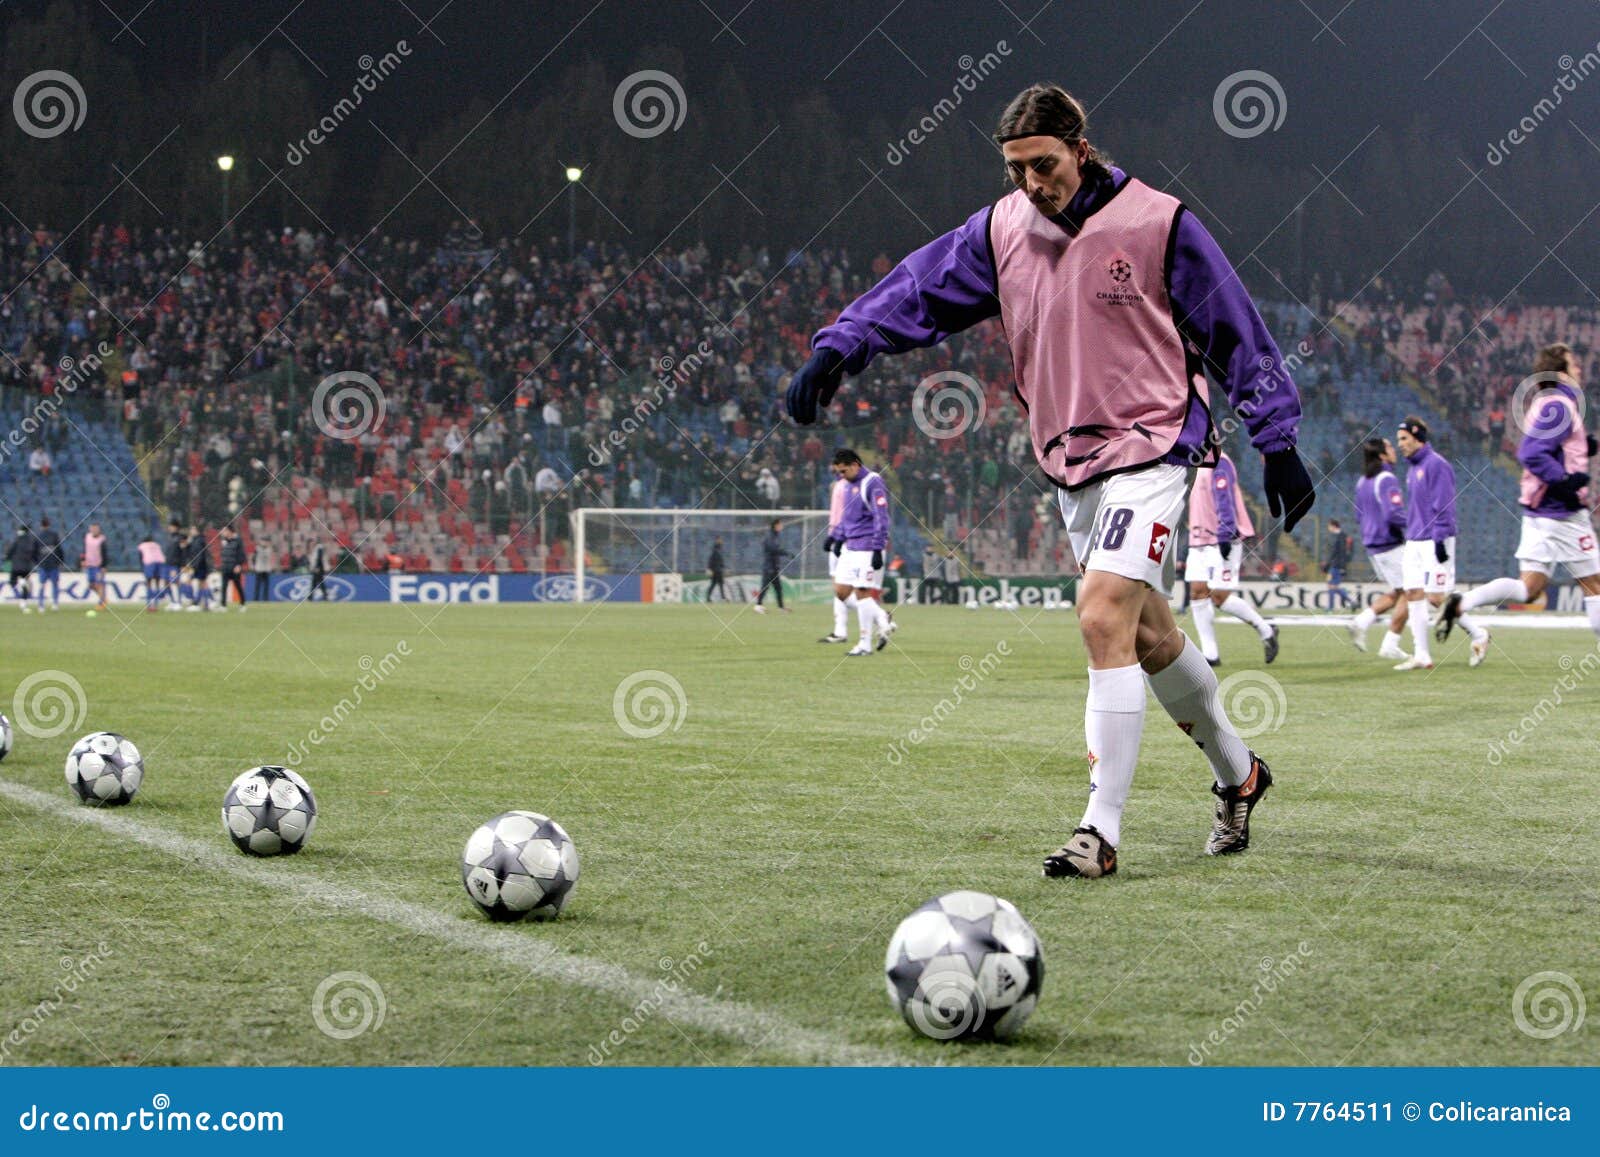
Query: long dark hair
1361 437 1388 478
995 84 1114 180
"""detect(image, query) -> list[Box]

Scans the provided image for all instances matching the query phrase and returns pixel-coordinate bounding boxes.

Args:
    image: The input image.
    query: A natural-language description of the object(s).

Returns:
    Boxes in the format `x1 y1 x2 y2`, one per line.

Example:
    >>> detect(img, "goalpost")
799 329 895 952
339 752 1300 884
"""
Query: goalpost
573 508 832 603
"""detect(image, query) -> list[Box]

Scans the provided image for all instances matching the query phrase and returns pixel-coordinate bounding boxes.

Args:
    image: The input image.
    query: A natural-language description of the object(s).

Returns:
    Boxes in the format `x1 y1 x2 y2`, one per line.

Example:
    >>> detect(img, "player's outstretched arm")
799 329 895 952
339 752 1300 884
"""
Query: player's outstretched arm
786 207 999 425
1170 210 1314 531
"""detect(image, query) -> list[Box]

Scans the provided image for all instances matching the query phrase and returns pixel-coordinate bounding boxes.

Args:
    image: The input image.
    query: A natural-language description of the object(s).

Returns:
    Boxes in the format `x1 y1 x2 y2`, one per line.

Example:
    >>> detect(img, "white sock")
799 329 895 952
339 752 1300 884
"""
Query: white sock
1586 594 1600 639
1461 576 1528 611
856 597 879 644
1220 593 1270 637
1458 611 1488 643
1379 628 1408 656
1407 602 1432 663
1191 598 1220 661
832 597 849 636
1145 639 1253 788
1351 606 1377 632
1079 665 1146 848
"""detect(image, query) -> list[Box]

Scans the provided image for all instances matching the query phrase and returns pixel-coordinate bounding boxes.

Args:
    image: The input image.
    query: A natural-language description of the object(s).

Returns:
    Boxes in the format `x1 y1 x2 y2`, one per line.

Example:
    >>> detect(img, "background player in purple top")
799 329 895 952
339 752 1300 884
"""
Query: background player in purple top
1393 418 1458 671
829 448 897 655
1438 342 1600 661
786 84 1314 877
1344 437 1411 660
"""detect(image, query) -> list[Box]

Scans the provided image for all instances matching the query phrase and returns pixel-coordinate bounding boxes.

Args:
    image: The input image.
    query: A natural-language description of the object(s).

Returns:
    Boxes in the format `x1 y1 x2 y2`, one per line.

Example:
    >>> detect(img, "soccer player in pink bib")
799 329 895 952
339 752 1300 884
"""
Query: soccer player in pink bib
1184 450 1279 666
81 524 108 612
786 84 1314 877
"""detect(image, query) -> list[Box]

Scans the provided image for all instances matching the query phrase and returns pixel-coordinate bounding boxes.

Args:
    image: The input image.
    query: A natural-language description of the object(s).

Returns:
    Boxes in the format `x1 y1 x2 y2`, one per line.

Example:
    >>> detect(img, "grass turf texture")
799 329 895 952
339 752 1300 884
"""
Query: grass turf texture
1 602 1596 1067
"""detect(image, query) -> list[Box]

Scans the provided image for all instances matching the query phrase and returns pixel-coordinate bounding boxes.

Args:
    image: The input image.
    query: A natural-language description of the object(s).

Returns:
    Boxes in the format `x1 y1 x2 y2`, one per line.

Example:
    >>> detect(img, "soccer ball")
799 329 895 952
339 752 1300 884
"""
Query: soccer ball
222 766 318 856
884 890 1044 1041
461 811 579 922
0 713 11 761
65 732 144 806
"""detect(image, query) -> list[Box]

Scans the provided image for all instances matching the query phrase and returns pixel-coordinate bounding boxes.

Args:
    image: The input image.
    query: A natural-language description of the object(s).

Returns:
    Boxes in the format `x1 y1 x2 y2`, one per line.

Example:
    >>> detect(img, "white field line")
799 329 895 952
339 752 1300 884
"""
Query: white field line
1263 613 1592 630
0 777 904 1067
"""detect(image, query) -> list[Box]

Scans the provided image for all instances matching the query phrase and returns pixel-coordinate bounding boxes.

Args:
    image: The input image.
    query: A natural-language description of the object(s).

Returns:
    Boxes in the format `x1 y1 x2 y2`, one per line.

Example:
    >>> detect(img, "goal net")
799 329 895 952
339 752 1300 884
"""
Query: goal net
573 508 833 603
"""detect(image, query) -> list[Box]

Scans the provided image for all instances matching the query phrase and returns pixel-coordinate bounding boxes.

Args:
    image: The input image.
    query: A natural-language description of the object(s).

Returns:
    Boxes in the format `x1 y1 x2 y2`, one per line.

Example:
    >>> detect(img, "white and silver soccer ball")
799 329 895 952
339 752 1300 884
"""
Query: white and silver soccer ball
461 811 580 922
222 766 318 856
64 732 144 806
0 712 11 761
885 890 1044 1041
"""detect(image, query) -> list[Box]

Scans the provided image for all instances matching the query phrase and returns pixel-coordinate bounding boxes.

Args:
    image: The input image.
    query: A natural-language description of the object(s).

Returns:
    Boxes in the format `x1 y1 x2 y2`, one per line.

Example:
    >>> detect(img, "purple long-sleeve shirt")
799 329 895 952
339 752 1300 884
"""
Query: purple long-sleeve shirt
812 166 1301 466
837 469 890 550
1355 465 1406 551
1517 383 1584 518
1403 444 1457 540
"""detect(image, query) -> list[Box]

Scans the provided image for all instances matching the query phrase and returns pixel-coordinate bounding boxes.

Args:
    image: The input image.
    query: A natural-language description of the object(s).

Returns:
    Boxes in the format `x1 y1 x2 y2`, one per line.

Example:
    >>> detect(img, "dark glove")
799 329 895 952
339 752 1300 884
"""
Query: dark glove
823 536 838 558
1262 449 1315 533
784 347 845 425
871 549 884 569
1434 540 1449 564
831 537 844 557
1547 471 1590 505
1218 540 1232 561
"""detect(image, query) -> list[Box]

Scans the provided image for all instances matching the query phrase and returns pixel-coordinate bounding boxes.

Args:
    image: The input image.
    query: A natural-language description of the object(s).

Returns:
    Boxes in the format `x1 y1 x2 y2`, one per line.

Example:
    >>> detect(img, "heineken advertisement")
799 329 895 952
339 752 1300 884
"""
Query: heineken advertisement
666 573 1077 606
889 575 1077 606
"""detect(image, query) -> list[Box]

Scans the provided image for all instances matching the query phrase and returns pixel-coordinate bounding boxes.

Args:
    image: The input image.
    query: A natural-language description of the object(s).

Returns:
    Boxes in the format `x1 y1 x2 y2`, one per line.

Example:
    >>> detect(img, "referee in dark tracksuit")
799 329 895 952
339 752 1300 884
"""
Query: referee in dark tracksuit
706 537 727 602
753 519 789 612
220 527 247 609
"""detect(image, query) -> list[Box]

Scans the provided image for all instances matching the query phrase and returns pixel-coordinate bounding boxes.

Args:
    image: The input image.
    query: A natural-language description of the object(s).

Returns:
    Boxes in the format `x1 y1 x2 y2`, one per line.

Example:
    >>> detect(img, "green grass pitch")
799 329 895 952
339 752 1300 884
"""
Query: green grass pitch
1 602 1596 1066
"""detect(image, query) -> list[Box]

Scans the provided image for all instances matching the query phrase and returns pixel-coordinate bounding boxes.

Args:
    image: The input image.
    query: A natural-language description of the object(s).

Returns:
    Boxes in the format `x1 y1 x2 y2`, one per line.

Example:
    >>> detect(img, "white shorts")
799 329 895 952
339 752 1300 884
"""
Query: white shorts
1401 537 1456 594
837 547 884 590
1367 544 1405 591
1515 511 1600 578
827 550 839 579
1057 463 1190 595
1182 543 1239 590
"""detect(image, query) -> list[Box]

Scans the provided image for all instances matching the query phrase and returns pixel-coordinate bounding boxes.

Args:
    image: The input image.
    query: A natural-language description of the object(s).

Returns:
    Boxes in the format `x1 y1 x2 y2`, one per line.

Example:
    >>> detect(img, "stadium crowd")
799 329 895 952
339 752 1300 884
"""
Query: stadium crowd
5 220 1582 578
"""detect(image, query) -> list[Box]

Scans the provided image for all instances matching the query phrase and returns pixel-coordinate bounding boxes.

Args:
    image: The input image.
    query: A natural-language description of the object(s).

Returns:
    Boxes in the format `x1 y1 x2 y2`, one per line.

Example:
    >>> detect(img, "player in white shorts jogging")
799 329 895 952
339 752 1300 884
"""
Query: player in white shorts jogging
1344 437 1411 660
1184 449 1279 666
1436 343 1600 661
1392 417 1457 671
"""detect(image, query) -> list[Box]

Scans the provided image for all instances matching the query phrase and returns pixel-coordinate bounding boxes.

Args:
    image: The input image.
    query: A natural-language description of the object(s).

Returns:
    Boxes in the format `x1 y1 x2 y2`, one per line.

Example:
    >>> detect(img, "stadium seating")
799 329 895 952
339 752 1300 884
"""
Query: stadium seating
0 223 1569 582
